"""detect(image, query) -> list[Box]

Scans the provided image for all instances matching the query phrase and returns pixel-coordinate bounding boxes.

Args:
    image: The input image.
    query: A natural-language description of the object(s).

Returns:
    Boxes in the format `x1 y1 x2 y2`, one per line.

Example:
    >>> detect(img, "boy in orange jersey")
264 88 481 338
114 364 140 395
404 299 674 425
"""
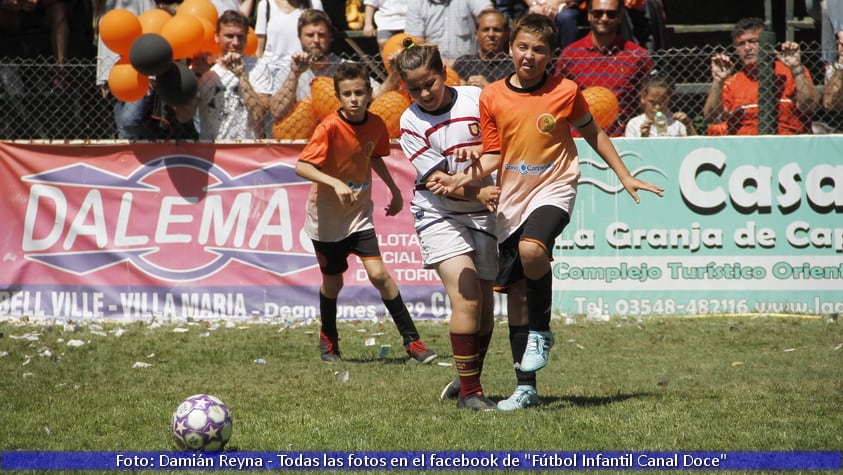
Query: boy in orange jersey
428 13 663 410
295 62 438 365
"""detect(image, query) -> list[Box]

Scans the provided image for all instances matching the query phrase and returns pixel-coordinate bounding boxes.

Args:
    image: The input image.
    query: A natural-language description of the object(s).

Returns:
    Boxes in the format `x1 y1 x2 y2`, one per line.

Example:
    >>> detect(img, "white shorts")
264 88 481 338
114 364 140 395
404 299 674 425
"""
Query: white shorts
416 212 498 281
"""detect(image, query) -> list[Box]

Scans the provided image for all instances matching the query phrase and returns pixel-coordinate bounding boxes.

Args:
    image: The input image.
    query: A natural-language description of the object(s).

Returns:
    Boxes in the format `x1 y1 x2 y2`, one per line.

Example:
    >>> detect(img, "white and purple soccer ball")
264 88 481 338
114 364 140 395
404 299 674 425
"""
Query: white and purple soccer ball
171 394 233 451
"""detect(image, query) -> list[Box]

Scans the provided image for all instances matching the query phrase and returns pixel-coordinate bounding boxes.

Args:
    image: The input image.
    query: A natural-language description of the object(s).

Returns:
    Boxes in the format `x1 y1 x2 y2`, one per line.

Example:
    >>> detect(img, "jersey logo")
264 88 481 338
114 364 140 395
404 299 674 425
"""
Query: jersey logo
468 123 481 137
536 113 557 134
364 141 375 158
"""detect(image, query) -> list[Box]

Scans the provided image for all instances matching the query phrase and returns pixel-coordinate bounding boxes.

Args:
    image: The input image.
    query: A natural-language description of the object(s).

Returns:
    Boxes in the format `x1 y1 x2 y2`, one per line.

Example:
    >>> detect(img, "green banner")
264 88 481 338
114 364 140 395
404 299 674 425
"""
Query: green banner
556 136 843 317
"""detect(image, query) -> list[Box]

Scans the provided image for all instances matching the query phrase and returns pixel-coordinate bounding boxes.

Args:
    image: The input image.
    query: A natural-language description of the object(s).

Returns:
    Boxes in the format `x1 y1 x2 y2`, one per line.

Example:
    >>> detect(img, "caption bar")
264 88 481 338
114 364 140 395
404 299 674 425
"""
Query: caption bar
2 451 841 471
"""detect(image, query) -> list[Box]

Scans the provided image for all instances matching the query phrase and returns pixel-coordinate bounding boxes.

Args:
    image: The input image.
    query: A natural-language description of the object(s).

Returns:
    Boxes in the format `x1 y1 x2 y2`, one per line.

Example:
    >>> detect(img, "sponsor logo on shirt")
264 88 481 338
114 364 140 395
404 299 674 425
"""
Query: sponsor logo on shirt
504 160 556 175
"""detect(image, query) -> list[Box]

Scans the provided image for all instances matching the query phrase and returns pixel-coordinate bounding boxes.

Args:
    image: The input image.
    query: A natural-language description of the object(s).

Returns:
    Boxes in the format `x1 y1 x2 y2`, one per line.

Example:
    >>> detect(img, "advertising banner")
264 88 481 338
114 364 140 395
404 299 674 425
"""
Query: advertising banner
0 142 462 322
560 135 843 317
0 136 840 321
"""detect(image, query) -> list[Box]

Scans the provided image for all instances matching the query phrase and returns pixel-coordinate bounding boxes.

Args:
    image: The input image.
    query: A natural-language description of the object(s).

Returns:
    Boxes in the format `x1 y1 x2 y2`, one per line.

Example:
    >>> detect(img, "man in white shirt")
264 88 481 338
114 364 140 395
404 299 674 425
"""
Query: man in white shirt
404 0 494 65
174 10 271 139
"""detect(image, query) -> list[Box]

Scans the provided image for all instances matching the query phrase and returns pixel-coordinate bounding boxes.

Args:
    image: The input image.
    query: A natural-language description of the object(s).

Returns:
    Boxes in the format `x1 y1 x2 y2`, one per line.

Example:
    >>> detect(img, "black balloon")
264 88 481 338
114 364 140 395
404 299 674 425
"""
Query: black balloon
129 33 173 77
156 62 198 107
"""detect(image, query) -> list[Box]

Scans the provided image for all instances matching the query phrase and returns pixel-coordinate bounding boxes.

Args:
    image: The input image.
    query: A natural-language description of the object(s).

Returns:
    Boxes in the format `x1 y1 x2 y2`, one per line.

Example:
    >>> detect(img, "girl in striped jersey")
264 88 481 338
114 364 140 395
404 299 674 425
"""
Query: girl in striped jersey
395 39 501 411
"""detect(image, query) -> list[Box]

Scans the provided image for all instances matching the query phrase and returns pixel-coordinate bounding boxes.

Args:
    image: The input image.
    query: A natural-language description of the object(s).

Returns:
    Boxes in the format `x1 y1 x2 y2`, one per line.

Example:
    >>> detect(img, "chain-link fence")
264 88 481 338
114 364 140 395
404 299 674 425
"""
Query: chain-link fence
1 41 840 141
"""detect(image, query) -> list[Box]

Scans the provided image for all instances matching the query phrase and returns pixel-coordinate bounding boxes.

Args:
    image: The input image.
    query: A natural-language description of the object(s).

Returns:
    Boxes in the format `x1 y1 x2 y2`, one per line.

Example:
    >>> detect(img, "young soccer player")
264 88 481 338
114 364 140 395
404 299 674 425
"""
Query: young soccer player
394 39 500 411
295 61 438 365
428 13 664 410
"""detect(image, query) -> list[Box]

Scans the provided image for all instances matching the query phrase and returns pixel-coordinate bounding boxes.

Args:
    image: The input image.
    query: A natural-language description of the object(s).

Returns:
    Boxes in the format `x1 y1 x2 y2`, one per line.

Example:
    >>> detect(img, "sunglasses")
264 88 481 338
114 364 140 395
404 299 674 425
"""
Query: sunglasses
590 9 619 19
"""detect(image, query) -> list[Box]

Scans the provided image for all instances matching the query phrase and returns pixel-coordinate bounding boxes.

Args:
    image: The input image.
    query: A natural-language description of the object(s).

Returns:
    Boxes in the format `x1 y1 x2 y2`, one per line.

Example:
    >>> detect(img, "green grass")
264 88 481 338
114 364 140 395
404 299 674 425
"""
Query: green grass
1 315 841 474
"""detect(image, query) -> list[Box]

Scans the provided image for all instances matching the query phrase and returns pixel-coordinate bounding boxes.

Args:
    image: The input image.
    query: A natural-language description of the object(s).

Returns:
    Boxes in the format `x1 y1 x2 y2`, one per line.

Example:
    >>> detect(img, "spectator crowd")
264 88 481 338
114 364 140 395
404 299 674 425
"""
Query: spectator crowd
1 0 842 139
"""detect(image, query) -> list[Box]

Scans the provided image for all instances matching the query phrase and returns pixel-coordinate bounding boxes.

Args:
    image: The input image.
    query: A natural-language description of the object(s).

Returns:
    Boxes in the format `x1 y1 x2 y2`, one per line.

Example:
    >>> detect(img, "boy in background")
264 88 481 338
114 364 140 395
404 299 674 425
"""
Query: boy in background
295 62 438 365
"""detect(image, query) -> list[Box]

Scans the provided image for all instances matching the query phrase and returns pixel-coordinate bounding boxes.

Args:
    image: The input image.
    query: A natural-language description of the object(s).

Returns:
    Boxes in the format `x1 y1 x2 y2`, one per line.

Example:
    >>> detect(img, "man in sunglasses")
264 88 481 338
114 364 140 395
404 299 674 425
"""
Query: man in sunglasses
554 0 652 136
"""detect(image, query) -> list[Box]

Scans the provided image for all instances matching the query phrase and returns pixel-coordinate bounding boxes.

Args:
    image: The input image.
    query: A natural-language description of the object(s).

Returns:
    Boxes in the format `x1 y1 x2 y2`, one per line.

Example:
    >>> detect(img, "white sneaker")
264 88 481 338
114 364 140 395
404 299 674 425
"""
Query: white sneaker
520 330 554 372
496 385 539 411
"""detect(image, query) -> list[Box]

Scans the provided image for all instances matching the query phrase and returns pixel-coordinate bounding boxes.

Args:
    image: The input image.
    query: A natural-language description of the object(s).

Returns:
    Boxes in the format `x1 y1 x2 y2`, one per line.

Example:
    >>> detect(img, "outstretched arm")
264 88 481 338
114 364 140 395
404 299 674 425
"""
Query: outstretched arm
578 119 664 203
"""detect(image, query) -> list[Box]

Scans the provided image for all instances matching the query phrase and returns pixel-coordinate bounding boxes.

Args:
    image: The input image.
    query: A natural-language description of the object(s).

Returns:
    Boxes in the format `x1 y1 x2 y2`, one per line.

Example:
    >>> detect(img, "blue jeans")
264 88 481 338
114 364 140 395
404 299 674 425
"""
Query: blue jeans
114 93 157 140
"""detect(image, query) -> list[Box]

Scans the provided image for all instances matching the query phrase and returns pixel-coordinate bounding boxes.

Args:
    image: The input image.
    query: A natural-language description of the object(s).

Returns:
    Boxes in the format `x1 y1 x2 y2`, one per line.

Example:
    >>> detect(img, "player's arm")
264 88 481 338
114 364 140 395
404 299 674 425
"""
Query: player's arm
295 160 356 206
425 169 500 212
371 156 403 216
576 113 664 203
426 152 501 195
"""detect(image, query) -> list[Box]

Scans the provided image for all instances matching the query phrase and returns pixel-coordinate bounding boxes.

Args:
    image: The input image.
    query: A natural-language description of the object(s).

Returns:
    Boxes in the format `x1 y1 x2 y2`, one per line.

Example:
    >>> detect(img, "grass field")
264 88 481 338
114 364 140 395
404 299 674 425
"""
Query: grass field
1 314 841 474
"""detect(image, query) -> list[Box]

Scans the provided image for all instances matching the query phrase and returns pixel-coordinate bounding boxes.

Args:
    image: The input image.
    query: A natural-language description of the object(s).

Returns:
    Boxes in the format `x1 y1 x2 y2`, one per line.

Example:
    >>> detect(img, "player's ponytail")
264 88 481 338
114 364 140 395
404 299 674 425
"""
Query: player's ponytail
393 38 445 81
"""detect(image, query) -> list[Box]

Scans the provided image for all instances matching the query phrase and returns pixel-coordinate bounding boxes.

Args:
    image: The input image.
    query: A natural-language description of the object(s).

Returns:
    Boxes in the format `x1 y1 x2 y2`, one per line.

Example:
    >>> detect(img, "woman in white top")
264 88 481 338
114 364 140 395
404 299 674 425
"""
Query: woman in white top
209 0 254 17
254 0 324 59
362 0 408 52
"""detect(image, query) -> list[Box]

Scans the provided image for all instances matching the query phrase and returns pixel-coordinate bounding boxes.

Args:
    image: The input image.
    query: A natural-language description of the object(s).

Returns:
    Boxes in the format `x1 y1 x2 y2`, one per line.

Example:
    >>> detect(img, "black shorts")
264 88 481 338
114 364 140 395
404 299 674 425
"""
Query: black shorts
495 205 570 291
312 228 382 275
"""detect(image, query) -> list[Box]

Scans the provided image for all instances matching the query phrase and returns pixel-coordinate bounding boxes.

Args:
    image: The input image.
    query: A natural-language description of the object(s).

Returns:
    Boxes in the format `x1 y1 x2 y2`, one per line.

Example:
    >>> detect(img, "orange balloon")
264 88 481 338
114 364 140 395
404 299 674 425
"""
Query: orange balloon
273 97 318 140
177 0 219 26
369 90 411 138
581 86 619 129
381 33 418 74
108 60 150 102
311 76 341 119
160 14 205 59
244 27 258 56
196 17 218 54
445 67 461 87
100 9 142 57
138 8 172 35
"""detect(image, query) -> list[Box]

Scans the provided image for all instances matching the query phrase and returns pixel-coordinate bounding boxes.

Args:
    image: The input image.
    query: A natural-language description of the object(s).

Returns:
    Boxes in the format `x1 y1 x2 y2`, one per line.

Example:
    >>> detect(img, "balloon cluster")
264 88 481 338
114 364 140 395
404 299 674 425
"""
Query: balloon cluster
272 77 414 140
101 0 258 104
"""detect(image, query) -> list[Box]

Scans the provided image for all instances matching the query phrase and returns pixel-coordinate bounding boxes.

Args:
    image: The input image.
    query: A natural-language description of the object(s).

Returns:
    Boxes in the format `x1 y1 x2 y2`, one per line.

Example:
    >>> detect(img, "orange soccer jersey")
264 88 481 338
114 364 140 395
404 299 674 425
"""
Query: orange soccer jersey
299 111 391 242
480 74 590 240
721 61 812 135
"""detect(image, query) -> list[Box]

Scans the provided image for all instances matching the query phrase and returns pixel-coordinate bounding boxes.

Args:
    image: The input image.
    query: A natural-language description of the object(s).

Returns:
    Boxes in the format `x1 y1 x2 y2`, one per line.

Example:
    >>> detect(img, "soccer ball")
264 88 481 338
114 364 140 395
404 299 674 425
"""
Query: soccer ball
171 394 233 451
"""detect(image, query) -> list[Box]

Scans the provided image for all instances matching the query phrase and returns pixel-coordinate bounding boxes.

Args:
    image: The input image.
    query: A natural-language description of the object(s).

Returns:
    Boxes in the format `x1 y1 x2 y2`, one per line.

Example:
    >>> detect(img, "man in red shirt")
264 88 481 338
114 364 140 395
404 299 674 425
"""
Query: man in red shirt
554 0 653 136
702 17 820 135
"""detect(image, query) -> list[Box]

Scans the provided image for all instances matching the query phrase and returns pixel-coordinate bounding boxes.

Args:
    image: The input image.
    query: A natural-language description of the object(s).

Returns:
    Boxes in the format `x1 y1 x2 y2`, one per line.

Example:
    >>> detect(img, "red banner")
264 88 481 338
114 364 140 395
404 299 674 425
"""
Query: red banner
0 142 476 321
